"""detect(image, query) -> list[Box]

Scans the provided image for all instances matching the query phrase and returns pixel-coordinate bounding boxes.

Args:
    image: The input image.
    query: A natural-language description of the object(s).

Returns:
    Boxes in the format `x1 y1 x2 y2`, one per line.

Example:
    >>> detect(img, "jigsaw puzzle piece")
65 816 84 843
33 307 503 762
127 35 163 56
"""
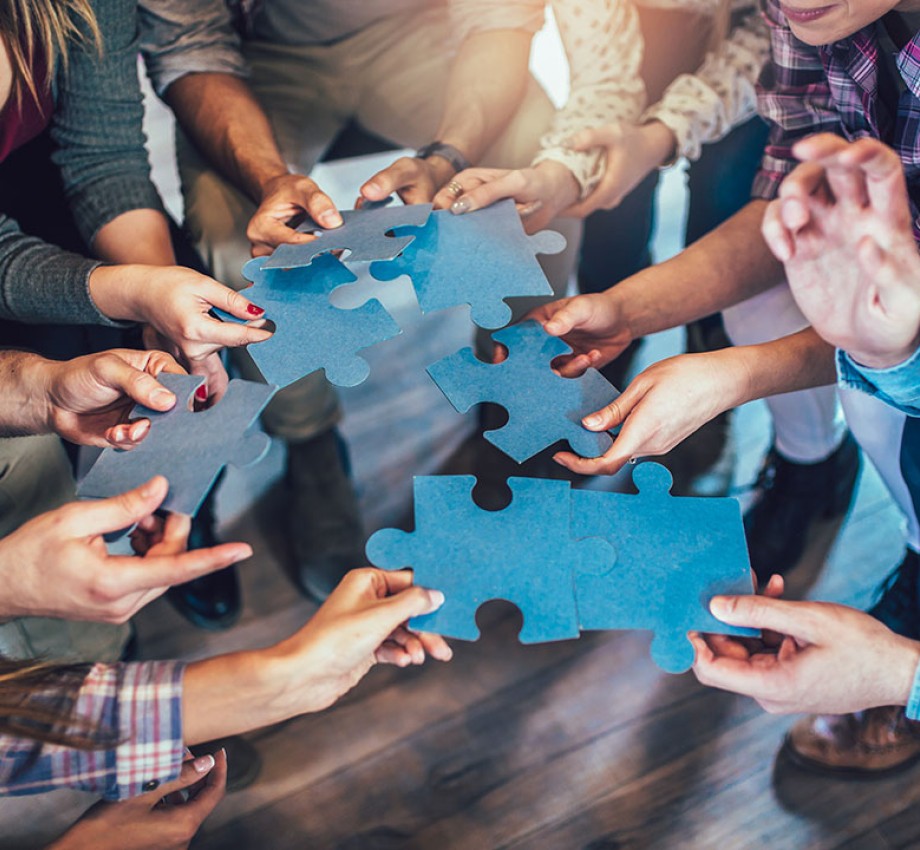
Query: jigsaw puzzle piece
366 475 615 643
426 321 619 463
571 462 758 674
219 254 401 388
78 374 276 517
369 199 565 329
262 200 433 270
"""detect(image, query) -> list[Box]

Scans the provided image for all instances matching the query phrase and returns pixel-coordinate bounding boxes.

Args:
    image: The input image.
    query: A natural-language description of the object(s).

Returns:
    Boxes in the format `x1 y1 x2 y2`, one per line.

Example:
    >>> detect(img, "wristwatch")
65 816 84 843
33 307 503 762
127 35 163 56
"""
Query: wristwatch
415 141 471 174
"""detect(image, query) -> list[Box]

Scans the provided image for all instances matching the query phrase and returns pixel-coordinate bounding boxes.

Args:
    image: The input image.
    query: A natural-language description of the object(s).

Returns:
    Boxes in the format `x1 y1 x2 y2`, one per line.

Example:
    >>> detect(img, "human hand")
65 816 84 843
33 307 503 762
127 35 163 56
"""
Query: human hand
0 476 252 623
691 593 920 715
49 751 227 850
444 160 580 233
562 121 677 219
248 172 342 257
141 325 229 403
552 350 745 476
42 349 183 449
761 134 920 370
360 155 457 207
269 568 452 715
89 265 272 380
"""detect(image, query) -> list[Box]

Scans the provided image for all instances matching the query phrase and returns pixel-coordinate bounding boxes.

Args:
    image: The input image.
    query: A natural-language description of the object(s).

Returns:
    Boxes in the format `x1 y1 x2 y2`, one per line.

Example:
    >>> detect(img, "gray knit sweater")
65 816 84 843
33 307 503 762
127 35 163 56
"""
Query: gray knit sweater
0 0 165 327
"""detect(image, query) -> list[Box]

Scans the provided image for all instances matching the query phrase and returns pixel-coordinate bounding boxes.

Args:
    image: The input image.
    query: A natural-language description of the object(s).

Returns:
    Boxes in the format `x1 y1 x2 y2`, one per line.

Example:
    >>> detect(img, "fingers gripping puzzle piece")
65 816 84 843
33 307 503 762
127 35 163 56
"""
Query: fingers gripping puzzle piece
369 199 566 329
78 374 276 517
222 254 401 388
572 462 758 673
262 200 433 270
426 320 620 463
366 475 616 643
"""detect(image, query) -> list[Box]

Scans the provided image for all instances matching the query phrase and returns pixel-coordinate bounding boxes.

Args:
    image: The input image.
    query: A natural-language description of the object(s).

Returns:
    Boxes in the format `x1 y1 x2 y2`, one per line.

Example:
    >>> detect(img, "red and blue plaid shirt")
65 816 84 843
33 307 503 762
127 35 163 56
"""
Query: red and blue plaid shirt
0 661 185 801
754 0 920 238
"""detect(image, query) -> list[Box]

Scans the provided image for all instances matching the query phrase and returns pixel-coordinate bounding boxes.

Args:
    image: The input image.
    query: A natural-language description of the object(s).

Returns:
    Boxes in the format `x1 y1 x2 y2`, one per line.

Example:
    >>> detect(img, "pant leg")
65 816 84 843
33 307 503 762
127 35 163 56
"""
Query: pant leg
722 284 847 463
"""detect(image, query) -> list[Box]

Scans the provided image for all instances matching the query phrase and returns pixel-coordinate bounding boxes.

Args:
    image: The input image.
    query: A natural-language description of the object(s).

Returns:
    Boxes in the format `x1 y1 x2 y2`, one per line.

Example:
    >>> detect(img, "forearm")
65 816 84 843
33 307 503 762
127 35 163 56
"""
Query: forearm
92 209 176 266
613 201 782 339
435 29 532 163
166 73 288 204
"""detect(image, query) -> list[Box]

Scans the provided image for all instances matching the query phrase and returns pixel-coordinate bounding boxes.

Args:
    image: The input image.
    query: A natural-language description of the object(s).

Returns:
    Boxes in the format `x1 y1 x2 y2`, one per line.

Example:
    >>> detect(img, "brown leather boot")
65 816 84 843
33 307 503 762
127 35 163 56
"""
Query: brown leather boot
782 706 920 777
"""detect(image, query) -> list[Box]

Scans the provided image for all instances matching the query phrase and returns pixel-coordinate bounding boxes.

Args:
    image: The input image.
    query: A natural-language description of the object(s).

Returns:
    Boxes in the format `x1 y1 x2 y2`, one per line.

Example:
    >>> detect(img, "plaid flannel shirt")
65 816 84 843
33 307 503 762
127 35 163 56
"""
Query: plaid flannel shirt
753 0 920 239
0 661 185 801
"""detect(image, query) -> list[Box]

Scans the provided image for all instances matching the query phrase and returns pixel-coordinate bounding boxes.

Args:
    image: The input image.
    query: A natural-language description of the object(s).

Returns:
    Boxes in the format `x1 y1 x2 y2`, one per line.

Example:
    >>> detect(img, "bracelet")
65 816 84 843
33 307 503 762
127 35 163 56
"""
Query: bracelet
906 654 920 720
415 141 471 174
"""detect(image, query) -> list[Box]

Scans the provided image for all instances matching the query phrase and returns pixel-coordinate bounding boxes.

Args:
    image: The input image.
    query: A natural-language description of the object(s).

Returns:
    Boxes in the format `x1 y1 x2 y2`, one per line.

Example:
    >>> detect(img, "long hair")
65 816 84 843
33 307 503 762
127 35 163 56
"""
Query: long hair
0 657 105 750
0 0 102 109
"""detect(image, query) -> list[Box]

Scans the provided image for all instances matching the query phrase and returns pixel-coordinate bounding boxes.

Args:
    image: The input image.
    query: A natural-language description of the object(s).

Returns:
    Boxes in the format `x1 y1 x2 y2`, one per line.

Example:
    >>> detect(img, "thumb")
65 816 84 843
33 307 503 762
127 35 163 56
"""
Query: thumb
568 126 619 152
72 476 169 536
709 595 815 642
142 753 218 804
92 354 177 412
582 391 631 431
542 298 591 337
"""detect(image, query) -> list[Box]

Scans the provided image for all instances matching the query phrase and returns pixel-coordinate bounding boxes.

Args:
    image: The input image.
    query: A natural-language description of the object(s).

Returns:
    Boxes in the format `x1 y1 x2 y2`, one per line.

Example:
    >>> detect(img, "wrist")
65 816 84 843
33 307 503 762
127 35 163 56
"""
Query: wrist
88 265 149 324
847 332 920 371
893 637 920 710
640 120 678 169
256 168 297 202
535 160 580 210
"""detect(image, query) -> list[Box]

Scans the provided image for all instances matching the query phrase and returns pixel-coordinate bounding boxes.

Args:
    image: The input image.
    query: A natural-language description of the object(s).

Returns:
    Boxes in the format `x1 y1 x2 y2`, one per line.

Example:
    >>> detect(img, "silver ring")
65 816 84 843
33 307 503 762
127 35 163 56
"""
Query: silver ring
445 179 463 198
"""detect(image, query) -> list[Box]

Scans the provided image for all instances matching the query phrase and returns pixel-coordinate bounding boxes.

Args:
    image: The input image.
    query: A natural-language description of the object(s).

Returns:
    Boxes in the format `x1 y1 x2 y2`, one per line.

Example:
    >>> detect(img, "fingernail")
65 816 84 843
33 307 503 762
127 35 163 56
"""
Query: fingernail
451 198 471 214
150 387 174 405
429 590 445 608
193 754 215 773
113 428 128 444
319 210 341 227
364 181 381 195
247 303 264 316
710 597 728 617
195 385 208 401
583 414 601 427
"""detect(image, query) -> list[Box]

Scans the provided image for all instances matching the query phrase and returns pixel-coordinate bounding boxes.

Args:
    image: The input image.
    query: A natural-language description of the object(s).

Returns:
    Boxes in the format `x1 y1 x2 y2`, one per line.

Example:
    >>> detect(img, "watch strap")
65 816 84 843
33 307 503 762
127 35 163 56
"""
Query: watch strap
415 141 471 174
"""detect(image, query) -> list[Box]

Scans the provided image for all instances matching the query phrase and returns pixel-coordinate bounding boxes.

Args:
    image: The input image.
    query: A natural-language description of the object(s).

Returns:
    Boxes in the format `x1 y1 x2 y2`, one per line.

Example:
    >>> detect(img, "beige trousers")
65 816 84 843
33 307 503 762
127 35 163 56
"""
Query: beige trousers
178 7 580 442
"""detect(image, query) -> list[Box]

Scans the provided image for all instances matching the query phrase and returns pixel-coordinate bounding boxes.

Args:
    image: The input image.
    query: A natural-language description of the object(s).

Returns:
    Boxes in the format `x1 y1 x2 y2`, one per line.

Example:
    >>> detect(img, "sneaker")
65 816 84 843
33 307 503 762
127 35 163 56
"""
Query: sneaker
869 550 920 640
286 428 364 602
782 706 920 777
744 432 861 584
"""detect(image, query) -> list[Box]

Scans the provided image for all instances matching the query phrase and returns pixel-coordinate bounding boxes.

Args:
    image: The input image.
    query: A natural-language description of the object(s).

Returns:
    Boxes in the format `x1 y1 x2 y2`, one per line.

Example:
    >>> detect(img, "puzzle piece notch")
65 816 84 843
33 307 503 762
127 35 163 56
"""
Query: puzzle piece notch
366 475 616 643
77 373 276 518
217 254 401 388
262 200 433 270
572 462 758 674
426 320 619 463
369 199 565 329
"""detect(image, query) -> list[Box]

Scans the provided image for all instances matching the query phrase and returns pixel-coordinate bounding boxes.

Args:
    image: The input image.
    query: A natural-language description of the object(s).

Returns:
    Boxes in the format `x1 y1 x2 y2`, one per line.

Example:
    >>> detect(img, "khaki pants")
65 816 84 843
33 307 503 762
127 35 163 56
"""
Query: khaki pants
0 435 129 662
178 6 580 443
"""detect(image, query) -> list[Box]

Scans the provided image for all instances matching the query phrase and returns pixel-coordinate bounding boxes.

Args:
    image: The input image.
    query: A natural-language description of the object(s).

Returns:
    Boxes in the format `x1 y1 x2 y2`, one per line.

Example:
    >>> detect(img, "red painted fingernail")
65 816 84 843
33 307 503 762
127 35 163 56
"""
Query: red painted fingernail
195 385 208 401
247 304 264 316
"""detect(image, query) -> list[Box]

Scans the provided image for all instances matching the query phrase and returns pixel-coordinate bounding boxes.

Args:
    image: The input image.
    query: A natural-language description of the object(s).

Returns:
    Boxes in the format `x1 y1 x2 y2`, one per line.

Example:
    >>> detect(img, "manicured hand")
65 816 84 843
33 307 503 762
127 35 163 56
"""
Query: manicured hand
562 121 677 218
49 751 227 850
0 476 252 623
691 594 920 715
552 350 744 475
248 172 342 257
270 568 453 714
443 160 580 233
43 349 183 449
761 134 920 369
360 155 457 207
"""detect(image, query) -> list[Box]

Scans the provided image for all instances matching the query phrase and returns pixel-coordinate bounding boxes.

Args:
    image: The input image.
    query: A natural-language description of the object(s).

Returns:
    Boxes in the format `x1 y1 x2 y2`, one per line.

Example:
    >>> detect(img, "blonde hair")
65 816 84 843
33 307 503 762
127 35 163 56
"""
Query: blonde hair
0 0 102 109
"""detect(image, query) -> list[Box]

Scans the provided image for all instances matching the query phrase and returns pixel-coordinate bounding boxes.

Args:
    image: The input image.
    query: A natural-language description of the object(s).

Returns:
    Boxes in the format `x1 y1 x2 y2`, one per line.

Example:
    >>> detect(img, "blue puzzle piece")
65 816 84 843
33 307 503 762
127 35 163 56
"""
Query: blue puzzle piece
220 254 401 388
262 200 433 270
426 320 620 463
366 475 616 643
369 199 565 329
572 462 758 674
78 374 275 517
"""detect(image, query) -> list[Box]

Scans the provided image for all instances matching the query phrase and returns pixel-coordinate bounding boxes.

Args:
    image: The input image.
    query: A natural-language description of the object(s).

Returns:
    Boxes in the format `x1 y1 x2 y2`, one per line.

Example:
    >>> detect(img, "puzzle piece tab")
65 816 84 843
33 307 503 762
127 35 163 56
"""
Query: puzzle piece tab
366 475 615 643
223 254 401 388
78 374 275 517
369 199 565 329
572 462 758 673
262 200 433 270
426 320 619 463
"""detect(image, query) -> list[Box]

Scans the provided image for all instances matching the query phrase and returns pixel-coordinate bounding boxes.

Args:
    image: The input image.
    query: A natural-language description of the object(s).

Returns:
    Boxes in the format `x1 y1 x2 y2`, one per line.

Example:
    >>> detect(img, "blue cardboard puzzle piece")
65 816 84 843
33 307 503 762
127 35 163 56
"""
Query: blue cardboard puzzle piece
571 462 758 674
78 374 276 517
262 200 433 270
426 320 620 463
368 199 566 329
365 475 616 643
220 254 401 388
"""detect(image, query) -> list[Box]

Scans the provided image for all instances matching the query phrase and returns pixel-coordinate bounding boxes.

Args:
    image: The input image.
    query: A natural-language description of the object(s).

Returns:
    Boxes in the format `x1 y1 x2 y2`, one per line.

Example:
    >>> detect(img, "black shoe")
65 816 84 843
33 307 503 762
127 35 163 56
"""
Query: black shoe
166 484 242 630
869 550 920 639
287 428 365 602
189 735 262 793
744 432 861 583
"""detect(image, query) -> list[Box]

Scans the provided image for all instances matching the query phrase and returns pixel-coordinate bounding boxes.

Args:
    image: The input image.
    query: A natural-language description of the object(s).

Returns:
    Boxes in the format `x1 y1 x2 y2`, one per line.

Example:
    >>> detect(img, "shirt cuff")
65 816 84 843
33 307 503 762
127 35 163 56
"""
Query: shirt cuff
837 346 920 417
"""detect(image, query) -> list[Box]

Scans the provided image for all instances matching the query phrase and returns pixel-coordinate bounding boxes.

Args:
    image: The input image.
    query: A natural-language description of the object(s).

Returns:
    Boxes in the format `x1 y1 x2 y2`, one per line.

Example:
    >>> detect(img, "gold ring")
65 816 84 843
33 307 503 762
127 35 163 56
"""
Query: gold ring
446 180 463 198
